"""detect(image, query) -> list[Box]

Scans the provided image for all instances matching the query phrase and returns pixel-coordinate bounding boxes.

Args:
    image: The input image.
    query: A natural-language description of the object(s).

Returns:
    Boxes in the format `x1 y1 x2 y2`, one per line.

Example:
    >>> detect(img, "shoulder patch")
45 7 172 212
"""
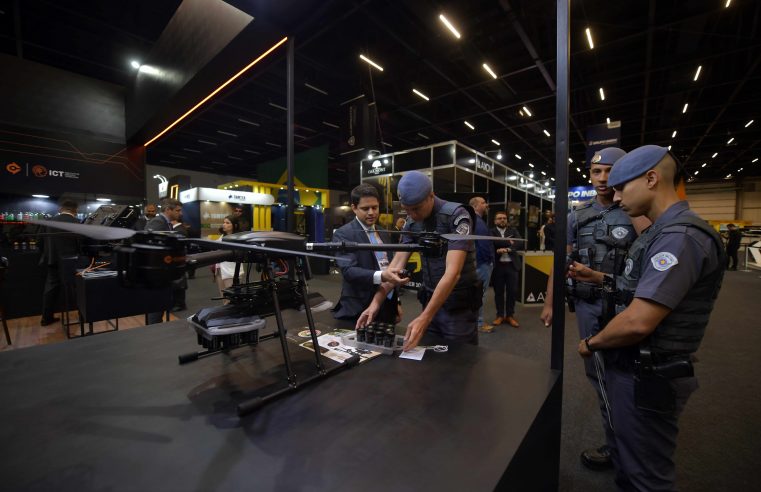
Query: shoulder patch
650 252 678 272
453 213 470 226
455 221 471 235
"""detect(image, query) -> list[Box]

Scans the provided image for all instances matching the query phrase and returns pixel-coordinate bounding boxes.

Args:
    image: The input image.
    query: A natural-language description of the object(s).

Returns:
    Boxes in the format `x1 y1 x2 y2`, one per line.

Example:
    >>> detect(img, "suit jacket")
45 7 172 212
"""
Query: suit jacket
332 218 392 320
145 214 172 232
39 213 80 267
491 226 523 271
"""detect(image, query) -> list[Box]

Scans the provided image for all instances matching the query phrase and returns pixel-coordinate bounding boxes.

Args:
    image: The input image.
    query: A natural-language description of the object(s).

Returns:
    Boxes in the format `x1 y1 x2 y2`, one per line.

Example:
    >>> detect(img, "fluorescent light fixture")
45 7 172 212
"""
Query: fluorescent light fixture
694 171 699 175
482 63 498 79
727 137 734 144
96 198 111 202
585 28 594 49
412 88 430 101
568 158 573 163
304 82 328 95
582 174 587 179
725 0 731 7
383 159 389 164
265 142 282 148
529 172 535 178
464 121 475 130
753 158 759 163
541 171 547 176
491 139 501 146
322 121 339 129
694 65 702 81
671 130 677 138
244 149 261 155
519 110 524 116
606 117 611 124
183 148 200 153
702 163 707 167
238 118 259 126
268 102 287 111
468 158 476 164
682 103 689 114
551 177 556 181
439 14 461 39
130 60 141 69
576 167 581 172
198 139 216 145
359 54 384 71
543 129 551 137
144 36 288 147
745 119 754 128
738 167 743 172
515 154 522 159
528 163 535 168
417 132 430 139
599 88 605 101
522 106 532 117
32 194 49 198
712 152 718 158
725 174 732 179
507 175 518 181
217 130 238 137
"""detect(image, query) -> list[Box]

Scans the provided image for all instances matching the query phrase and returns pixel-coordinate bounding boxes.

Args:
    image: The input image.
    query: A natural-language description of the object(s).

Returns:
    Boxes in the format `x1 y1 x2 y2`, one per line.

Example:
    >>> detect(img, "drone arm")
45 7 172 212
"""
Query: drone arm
308 241 421 252
186 250 237 269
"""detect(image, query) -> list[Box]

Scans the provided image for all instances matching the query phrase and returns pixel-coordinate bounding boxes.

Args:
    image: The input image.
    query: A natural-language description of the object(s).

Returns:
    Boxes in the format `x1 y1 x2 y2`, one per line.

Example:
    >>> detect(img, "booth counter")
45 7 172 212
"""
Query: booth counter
518 250 553 306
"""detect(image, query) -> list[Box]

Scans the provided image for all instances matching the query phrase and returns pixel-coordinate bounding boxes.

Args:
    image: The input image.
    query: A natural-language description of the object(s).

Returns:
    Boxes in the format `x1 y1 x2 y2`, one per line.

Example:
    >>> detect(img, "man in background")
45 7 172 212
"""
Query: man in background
469 196 495 333
233 205 251 232
133 203 157 231
725 223 741 270
490 211 523 328
145 198 183 323
39 200 80 326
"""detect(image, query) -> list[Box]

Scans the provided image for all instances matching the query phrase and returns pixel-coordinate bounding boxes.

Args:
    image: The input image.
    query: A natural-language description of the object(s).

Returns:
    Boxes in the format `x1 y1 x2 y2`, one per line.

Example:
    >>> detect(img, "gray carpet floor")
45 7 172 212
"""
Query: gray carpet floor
178 265 761 491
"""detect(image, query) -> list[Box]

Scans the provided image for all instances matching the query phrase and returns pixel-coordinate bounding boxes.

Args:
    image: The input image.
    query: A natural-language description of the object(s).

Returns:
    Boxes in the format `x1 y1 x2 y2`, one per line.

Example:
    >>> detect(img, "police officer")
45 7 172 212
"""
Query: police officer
572 145 726 491
540 146 634 470
357 171 478 351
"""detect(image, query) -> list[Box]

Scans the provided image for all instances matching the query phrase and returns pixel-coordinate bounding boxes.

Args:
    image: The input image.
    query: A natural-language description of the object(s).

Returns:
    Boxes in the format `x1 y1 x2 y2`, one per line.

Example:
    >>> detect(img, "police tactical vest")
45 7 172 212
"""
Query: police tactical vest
616 213 726 356
408 201 478 292
573 201 635 273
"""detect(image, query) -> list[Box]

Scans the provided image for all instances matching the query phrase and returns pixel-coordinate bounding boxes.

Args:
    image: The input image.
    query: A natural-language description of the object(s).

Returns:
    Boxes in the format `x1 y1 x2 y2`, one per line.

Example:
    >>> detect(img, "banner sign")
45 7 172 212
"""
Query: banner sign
585 121 621 167
568 186 596 200
180 187 274 205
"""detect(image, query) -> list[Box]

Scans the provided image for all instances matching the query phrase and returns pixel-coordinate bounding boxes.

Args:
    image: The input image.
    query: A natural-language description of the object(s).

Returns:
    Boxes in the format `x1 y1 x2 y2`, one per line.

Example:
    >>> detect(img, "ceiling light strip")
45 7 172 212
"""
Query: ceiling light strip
144 36 288 147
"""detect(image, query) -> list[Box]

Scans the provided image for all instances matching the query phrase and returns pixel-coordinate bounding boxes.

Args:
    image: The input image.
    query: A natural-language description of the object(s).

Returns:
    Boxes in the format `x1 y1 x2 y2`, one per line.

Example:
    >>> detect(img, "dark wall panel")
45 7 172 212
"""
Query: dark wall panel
126 0 255 142
0 54 124 142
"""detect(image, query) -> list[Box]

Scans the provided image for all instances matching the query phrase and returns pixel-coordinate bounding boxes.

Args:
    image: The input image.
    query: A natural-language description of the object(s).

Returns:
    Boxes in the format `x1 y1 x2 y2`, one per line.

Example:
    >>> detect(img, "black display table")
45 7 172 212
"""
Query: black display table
0 313 561 491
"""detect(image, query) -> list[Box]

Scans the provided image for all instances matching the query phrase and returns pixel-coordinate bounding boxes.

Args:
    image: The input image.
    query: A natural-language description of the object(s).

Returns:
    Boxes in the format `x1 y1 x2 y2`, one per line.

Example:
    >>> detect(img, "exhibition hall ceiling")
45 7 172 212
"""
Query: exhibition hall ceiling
1 0 760 188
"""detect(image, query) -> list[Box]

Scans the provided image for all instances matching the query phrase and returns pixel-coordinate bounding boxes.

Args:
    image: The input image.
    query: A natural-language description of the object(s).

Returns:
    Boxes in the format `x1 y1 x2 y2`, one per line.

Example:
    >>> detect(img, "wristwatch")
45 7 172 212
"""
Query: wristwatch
584 335 597 352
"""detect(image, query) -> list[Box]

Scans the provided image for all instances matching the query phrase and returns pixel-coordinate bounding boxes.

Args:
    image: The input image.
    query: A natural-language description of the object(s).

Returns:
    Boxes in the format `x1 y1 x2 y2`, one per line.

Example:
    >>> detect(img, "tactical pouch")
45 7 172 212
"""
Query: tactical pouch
634 371 676 414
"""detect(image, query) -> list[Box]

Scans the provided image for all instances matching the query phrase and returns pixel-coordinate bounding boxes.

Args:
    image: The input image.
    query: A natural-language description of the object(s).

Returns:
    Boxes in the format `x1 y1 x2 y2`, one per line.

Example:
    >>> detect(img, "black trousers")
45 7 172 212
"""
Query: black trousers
727 247 739 269
492 262 519 318
41 266 61 322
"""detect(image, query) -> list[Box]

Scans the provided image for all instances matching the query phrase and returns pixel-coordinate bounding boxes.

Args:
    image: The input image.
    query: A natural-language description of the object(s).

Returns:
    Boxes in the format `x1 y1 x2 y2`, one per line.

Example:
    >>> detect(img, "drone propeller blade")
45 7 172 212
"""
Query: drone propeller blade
186 238 349 262
442 233 527 242
29 219 138 241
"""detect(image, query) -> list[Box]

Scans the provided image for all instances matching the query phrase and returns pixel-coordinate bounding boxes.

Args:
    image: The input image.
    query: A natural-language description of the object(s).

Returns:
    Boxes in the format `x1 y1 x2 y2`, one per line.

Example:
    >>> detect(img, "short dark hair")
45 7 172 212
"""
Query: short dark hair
495 211 508 218
59 200 78 213
350 183 379 206
160 197 182 210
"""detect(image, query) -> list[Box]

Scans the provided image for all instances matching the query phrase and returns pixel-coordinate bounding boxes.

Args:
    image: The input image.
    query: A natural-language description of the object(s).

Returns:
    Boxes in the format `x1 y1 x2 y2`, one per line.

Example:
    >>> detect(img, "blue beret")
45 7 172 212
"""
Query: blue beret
397 171 433 205
608 145 669 188
588 147 626 168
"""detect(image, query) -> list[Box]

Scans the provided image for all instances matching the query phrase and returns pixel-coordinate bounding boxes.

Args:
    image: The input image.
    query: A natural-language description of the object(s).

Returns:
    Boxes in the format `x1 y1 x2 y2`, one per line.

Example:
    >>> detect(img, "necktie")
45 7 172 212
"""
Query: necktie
368 228 393 299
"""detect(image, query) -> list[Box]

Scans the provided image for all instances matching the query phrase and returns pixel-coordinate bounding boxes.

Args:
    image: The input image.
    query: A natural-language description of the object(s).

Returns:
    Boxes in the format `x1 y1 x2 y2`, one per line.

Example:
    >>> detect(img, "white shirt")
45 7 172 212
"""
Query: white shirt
356 217 388 284
496 226 512 262
214 235 245 280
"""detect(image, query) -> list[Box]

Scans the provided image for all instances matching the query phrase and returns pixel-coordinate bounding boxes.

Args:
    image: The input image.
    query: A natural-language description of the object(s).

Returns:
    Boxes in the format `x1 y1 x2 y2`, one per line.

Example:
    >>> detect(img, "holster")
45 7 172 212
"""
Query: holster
634 348 693 414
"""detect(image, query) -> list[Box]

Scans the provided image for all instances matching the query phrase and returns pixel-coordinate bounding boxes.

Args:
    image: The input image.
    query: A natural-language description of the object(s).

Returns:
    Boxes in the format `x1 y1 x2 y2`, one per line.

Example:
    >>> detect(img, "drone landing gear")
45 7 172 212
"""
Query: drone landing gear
235 256 359 416
180 255 360 416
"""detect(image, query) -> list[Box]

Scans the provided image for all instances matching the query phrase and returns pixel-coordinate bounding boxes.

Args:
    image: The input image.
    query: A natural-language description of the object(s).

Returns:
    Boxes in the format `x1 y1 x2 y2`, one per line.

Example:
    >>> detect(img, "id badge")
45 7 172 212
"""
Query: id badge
378 257 389 270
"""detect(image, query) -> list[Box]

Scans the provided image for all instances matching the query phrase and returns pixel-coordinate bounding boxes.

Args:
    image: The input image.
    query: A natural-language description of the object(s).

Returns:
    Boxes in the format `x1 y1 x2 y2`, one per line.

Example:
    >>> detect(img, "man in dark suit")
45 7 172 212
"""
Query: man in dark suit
332 184 398 323
133 203 157 231
145 197 183 323
491 211 523 328
40 200 81 326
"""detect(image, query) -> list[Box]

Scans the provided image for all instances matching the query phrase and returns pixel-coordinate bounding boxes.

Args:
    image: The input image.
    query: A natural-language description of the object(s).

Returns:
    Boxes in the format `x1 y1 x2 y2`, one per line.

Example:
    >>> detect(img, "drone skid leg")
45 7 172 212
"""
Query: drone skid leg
296 258 325 373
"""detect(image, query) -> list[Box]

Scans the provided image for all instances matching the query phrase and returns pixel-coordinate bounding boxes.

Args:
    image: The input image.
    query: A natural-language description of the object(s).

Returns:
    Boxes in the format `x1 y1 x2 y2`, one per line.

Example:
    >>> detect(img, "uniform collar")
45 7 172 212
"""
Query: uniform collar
653 200 690 227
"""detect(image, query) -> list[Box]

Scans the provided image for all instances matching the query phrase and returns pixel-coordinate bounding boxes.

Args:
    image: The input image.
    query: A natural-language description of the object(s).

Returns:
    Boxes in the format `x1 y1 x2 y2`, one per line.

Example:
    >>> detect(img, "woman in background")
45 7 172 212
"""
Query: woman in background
214 215 245 302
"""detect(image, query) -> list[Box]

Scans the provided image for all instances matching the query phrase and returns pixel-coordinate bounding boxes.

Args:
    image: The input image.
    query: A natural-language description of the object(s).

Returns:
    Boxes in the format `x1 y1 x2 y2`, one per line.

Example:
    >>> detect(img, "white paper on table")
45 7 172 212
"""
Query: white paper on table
399 347 426 361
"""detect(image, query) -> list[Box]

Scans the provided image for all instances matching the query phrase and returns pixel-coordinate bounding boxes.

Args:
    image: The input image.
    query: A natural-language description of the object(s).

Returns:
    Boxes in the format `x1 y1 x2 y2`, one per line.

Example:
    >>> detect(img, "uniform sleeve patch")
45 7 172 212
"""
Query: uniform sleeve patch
455 222 470 235
453 213 469 225
612 226 629 240
650 252 678 271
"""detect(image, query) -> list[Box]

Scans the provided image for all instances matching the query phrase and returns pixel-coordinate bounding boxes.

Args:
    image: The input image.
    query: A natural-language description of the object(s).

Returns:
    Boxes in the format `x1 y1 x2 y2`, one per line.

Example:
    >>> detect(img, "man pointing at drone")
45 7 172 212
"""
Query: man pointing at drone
357 170 479 350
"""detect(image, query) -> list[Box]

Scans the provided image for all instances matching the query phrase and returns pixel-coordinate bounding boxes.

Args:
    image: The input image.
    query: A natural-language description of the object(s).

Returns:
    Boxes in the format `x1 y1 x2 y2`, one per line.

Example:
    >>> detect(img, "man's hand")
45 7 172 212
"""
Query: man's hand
540 304 553 327
402 313 432 351
381 268 411 286
356 299 381 329
496 247 510 254
578 338 593 358
568 261 602 284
